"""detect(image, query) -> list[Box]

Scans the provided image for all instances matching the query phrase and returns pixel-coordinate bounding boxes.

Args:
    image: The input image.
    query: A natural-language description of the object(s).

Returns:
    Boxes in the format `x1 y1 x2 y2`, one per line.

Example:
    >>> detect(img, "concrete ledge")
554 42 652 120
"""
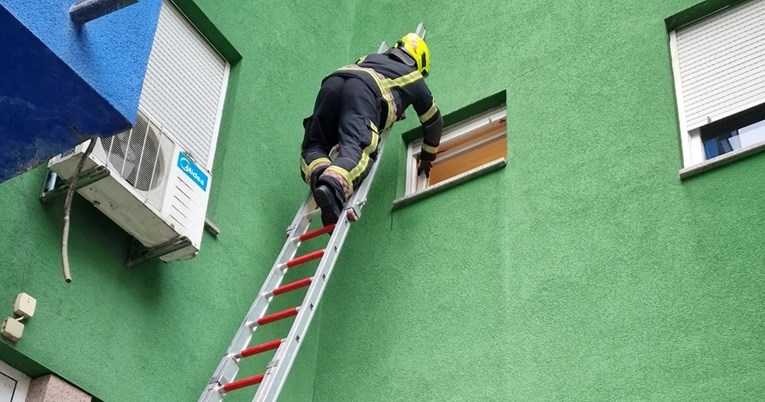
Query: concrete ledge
679 140 765 180
27 374 91 402
393 158 506 209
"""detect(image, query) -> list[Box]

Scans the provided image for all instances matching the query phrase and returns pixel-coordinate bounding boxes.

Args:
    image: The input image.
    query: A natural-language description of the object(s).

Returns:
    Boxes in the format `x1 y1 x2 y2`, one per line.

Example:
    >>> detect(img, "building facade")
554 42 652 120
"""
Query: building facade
1 0 763 401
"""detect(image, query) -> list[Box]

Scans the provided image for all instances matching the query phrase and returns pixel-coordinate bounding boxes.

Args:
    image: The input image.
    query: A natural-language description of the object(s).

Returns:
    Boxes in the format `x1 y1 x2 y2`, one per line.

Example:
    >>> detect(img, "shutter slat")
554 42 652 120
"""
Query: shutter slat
139 0 228 170
678 25 765 70
676 0 765 47
686 88 765 129
682 53 765 98
675 0 765 131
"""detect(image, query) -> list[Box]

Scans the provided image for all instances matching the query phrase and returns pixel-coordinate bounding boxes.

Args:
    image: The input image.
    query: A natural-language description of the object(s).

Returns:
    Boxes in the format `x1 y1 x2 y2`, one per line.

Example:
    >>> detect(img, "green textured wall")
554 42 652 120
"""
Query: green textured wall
0 0 355 401
1 1 764 401
312 0 765 401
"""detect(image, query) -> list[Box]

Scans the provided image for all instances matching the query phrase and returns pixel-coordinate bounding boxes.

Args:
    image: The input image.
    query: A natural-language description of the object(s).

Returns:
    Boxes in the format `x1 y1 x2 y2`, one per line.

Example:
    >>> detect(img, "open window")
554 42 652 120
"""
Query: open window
396 105 507 206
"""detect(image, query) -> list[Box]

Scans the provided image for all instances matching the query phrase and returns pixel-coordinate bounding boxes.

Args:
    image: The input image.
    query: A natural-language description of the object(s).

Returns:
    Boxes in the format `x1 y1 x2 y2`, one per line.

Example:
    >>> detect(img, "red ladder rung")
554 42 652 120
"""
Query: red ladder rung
237 339 283 358
286 249 324 268
298 224 335 241
221 373 265 393
257 307 298 326
272 277 312 296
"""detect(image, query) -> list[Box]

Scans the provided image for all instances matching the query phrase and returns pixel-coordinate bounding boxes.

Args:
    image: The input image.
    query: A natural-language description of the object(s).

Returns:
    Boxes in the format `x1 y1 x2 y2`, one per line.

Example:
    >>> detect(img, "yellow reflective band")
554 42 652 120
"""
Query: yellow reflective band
300 158 309 180
337 65 397 129
348 130 380 183
325 166 353 195
381 71 423 90
419 103 438 123
335 65 423 130
301 157 331 179
357 55 367 63
421 143 438 154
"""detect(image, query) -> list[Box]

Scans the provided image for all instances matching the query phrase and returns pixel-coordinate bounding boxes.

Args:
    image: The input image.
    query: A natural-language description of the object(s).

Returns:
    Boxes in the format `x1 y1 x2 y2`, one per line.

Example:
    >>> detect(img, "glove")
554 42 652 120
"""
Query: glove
417 158 433 178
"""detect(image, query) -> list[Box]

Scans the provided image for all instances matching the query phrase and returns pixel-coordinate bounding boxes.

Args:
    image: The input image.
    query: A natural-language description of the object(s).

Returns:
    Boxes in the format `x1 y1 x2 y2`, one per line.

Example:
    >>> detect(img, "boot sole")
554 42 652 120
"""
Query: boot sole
313 185 341 226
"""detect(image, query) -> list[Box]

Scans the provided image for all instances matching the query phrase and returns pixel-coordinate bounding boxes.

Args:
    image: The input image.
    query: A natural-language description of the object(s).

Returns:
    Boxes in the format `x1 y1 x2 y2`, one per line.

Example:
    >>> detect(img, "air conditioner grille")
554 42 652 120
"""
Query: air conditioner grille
98 111 173 212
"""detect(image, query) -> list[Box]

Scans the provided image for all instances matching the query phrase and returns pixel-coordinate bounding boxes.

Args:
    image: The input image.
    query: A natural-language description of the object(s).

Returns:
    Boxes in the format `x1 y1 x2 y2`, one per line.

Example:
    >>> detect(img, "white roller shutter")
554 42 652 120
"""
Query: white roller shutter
140 0 229 171
675 0 765 131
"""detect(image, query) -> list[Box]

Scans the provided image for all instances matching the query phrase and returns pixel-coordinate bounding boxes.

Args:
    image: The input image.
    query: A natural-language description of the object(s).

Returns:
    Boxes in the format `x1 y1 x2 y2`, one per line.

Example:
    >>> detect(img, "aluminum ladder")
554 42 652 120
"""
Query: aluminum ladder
200 25 425 401
199 128 389 402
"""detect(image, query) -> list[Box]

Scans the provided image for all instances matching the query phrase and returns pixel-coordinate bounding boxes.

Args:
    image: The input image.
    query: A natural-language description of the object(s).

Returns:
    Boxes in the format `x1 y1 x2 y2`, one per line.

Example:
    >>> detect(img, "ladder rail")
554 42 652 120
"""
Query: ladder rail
200 193 317 401
201 30 420 401
201 131 389 402
252 130 390 402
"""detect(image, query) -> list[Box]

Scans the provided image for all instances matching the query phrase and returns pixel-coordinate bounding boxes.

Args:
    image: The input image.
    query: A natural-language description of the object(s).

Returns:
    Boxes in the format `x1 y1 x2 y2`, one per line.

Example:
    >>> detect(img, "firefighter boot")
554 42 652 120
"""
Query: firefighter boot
312 179 345 226
309 165 329 193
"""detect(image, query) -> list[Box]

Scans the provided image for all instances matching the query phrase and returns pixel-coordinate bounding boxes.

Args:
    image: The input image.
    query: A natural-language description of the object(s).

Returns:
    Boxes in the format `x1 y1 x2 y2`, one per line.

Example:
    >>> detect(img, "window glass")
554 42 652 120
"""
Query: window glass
0 373 16 401
701 105 765 159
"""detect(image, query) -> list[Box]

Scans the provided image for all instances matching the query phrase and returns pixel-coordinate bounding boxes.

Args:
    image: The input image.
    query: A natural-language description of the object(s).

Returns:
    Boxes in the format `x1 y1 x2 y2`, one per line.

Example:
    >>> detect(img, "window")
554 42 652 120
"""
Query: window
0 360 29 402
396 106 507 205
669 0 765 178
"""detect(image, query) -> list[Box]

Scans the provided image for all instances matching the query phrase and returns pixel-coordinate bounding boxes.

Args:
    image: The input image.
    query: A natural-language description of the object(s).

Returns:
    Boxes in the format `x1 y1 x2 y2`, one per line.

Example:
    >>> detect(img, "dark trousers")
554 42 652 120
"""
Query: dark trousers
300 75 381 200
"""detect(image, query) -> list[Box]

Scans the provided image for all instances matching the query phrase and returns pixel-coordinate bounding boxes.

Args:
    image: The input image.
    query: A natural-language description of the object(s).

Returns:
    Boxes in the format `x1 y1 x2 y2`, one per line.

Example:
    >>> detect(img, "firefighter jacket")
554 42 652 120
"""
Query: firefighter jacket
330 49 444 160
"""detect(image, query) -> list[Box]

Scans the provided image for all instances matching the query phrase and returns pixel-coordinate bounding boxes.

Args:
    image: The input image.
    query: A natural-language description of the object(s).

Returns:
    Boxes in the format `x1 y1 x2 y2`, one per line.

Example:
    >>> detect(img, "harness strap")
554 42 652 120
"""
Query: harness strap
335 65 423 130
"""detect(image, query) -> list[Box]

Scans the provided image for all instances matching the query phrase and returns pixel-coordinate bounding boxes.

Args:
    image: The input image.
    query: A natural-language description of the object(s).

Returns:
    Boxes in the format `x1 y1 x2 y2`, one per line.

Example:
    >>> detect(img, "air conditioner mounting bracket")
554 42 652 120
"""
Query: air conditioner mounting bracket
39 167 111 203
126 236 191 267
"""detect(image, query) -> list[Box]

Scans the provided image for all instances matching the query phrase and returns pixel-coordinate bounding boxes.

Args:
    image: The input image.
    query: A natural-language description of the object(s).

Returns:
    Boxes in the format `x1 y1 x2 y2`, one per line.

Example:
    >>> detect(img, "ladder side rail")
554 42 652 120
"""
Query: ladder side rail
253 131 390 402
201 34 413 402
253 38 398 402
200 195 317 401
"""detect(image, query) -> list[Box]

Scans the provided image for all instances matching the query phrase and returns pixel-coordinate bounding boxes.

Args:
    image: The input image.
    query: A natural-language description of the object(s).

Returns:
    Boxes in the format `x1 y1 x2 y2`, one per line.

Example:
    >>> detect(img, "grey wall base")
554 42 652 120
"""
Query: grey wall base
27 375 92 402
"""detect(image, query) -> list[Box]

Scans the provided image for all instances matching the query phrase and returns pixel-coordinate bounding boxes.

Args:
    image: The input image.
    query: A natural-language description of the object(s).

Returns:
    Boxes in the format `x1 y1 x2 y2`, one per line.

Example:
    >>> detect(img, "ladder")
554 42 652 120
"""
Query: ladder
199 129 389 402
200 25 425 401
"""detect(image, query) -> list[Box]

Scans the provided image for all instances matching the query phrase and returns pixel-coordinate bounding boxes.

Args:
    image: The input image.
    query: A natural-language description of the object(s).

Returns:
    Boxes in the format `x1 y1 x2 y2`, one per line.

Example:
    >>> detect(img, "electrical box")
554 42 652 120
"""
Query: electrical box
1 317 23 342
13 293 36 319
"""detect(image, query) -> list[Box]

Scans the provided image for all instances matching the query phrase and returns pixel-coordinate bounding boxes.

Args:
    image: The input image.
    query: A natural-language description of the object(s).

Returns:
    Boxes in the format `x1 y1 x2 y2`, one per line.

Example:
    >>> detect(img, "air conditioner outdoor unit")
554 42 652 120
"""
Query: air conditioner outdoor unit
47 110 212 262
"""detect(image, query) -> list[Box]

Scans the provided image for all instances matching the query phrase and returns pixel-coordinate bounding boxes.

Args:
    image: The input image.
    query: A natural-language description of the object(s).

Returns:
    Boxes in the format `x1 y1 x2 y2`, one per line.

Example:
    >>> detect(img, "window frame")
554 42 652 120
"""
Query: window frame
668 4 765 179
0 360 30 402
394 106 507 208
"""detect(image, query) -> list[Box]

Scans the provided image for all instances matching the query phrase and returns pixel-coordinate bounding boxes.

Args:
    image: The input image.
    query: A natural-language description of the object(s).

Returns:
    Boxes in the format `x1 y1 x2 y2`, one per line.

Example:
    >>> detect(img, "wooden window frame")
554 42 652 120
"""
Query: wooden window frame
393 106 507 208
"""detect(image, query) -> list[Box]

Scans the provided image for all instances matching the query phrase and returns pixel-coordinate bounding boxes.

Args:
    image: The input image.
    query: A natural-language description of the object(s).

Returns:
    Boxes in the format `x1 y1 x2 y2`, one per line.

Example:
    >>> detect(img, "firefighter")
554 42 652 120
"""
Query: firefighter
300 32 443 225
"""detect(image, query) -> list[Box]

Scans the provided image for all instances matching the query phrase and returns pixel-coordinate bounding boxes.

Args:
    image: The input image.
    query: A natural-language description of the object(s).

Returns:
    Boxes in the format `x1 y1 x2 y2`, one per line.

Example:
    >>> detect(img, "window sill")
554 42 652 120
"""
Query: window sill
679 140 765 180
392 158 506 209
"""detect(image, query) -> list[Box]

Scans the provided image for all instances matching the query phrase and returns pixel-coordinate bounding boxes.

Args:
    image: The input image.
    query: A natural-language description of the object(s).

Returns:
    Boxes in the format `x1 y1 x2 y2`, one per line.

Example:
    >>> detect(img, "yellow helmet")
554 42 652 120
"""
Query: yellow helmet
397 33 430 77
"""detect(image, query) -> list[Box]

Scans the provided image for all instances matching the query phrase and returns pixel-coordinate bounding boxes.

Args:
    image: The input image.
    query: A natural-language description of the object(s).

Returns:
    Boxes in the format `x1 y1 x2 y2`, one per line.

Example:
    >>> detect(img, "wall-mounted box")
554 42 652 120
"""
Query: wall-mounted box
1 317 23 342
13 293 36 319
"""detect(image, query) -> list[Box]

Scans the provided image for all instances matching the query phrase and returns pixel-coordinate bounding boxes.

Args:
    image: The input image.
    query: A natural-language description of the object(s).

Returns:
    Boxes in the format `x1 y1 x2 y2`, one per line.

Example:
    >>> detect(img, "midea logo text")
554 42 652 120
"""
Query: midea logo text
179 156 207 188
